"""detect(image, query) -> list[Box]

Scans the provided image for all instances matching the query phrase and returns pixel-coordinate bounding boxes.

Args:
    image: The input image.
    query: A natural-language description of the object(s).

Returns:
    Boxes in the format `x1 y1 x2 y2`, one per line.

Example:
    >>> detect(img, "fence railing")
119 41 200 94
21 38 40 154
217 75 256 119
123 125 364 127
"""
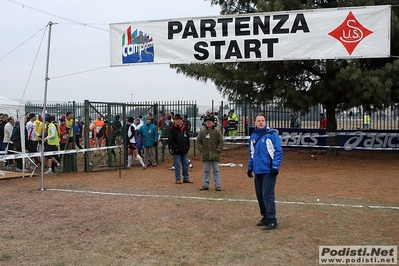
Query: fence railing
25 101 399 135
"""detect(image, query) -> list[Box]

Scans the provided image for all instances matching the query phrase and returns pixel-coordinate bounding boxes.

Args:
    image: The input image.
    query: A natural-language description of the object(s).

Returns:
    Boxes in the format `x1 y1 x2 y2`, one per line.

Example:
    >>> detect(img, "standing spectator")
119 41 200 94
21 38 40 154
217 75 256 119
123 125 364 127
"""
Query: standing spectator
170 112 175 124
213 112 219 129
289 114 295 128
126 117 146 169
243 115 249 135
25 112 30 123
364 112 371 128
10 121 28 173
319 113 327 129
293 114 301 128
88 118 95 167
167 114 193 184
58 118 68 150
222 114 229 136
74 116 83 149
182 114 191 137
0 113 8 152
196 116 224 191
26 113 37 146
138 116 158 167
34 115 43 141
26 113 39 166
100 121 110 167
34 115 43 165
110 115 122 161
164 115 172 131
201 111 211 121
2 116 14 170
157 112 164 137
43 115 61 175
65 111 74 149
39 106 48 121
247 113 283 230
228 109 238 136
134 117 144 156
93 114 105 157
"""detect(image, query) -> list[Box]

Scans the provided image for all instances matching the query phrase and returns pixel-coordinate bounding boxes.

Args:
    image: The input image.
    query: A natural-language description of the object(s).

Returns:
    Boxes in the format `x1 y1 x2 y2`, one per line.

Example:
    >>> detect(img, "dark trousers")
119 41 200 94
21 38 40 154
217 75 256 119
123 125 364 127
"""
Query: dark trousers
223 126 229 136
26 140 38 164
254 173 277 223
14 144 23 169
4 142 14 166
75 134 83 149
110 137 116 158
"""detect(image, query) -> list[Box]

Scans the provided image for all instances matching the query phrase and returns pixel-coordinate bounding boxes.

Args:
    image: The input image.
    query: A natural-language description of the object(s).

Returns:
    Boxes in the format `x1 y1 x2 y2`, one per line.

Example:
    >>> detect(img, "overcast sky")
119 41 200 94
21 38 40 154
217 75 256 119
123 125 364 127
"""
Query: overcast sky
0 0 226 106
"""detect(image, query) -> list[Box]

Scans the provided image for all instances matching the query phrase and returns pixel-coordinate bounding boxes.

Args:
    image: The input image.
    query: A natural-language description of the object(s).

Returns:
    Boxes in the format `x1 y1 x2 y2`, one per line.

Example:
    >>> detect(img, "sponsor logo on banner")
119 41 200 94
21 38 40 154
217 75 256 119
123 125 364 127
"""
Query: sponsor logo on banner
277 129 399 150
329 11 373 55
121 26 154 63
343 131 399 150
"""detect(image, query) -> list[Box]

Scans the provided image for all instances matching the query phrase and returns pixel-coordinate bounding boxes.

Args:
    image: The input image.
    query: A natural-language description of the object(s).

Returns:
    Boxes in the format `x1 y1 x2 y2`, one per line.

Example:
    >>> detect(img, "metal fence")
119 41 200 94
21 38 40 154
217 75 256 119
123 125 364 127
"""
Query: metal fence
200 102 399 135
26 101 399 133
23 100 399 172
25 100 199 171
26 100 399 135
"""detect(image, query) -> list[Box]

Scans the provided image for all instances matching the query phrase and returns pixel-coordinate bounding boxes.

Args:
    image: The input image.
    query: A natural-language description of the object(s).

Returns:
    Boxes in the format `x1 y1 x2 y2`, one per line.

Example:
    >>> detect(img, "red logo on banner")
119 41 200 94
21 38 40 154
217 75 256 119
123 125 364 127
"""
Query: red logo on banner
329 11 373 55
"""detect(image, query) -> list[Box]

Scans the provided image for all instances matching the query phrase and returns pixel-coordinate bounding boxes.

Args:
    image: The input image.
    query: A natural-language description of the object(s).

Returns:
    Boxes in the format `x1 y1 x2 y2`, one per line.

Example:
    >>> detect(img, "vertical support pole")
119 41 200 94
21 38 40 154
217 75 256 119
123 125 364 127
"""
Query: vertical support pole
40 21 54 191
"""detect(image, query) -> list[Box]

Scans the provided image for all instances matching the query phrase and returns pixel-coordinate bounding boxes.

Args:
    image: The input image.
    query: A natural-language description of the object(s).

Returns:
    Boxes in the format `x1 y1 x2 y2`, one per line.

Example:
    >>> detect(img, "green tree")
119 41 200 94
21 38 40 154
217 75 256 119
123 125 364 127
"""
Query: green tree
172 0 399 155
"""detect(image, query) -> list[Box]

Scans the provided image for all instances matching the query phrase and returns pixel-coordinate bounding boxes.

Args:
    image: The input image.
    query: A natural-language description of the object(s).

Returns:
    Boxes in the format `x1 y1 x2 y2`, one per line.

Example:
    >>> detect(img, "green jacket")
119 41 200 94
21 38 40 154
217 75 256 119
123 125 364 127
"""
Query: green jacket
196 127 224 162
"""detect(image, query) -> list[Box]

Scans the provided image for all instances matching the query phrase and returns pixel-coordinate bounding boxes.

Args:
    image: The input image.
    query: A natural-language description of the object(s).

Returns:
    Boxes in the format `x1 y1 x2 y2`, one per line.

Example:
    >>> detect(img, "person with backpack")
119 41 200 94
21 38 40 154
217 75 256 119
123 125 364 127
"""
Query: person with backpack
126 117 146 169
247 113 283 231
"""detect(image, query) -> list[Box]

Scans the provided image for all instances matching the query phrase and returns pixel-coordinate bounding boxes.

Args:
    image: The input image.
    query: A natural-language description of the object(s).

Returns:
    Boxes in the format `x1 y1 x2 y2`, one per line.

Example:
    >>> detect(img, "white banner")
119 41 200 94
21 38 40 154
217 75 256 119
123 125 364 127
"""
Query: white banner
109 5 390 66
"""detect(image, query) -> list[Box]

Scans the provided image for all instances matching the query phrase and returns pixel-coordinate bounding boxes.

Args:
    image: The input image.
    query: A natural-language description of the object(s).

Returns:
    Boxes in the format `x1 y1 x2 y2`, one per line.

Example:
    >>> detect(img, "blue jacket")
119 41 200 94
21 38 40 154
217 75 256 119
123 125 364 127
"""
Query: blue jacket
248 127 283 174
138 123 158 147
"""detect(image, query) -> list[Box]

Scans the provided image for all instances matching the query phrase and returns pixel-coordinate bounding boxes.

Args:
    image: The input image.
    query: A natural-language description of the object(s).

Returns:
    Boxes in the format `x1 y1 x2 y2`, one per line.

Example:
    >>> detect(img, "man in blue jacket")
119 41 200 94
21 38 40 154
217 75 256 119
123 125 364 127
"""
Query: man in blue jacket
247 113 283 230
138 116 158 167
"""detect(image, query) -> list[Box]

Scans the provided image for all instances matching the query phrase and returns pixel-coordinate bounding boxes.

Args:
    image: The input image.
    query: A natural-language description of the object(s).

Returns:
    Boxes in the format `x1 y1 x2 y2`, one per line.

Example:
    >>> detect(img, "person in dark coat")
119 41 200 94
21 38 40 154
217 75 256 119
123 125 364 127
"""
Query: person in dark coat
10 121 28 172
167 114 193 184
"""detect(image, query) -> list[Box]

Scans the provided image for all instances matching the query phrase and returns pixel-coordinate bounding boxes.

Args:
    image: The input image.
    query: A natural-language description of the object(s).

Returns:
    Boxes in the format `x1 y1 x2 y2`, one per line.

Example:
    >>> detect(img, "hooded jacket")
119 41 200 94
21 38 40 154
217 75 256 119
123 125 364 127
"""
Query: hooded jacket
248 127 283 175
138 122 158 147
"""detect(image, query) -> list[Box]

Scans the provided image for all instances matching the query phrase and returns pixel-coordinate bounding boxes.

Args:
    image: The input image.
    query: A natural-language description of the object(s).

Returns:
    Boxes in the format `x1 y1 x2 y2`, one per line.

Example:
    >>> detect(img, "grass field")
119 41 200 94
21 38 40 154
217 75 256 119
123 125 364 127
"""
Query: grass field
1 147 398 265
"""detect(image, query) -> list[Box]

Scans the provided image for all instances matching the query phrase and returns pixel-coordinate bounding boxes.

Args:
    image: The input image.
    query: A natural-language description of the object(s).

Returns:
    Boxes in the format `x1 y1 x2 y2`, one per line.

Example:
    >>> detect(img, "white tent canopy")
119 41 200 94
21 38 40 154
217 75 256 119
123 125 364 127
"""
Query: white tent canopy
0 95 24 119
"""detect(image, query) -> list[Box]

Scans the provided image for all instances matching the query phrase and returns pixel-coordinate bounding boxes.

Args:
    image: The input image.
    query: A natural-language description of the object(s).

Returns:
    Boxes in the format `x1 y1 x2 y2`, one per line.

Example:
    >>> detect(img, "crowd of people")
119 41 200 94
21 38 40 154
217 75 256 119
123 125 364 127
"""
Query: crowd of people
0 110 197 174
0 111 65 174
1 110 285 231
1 109 259 177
